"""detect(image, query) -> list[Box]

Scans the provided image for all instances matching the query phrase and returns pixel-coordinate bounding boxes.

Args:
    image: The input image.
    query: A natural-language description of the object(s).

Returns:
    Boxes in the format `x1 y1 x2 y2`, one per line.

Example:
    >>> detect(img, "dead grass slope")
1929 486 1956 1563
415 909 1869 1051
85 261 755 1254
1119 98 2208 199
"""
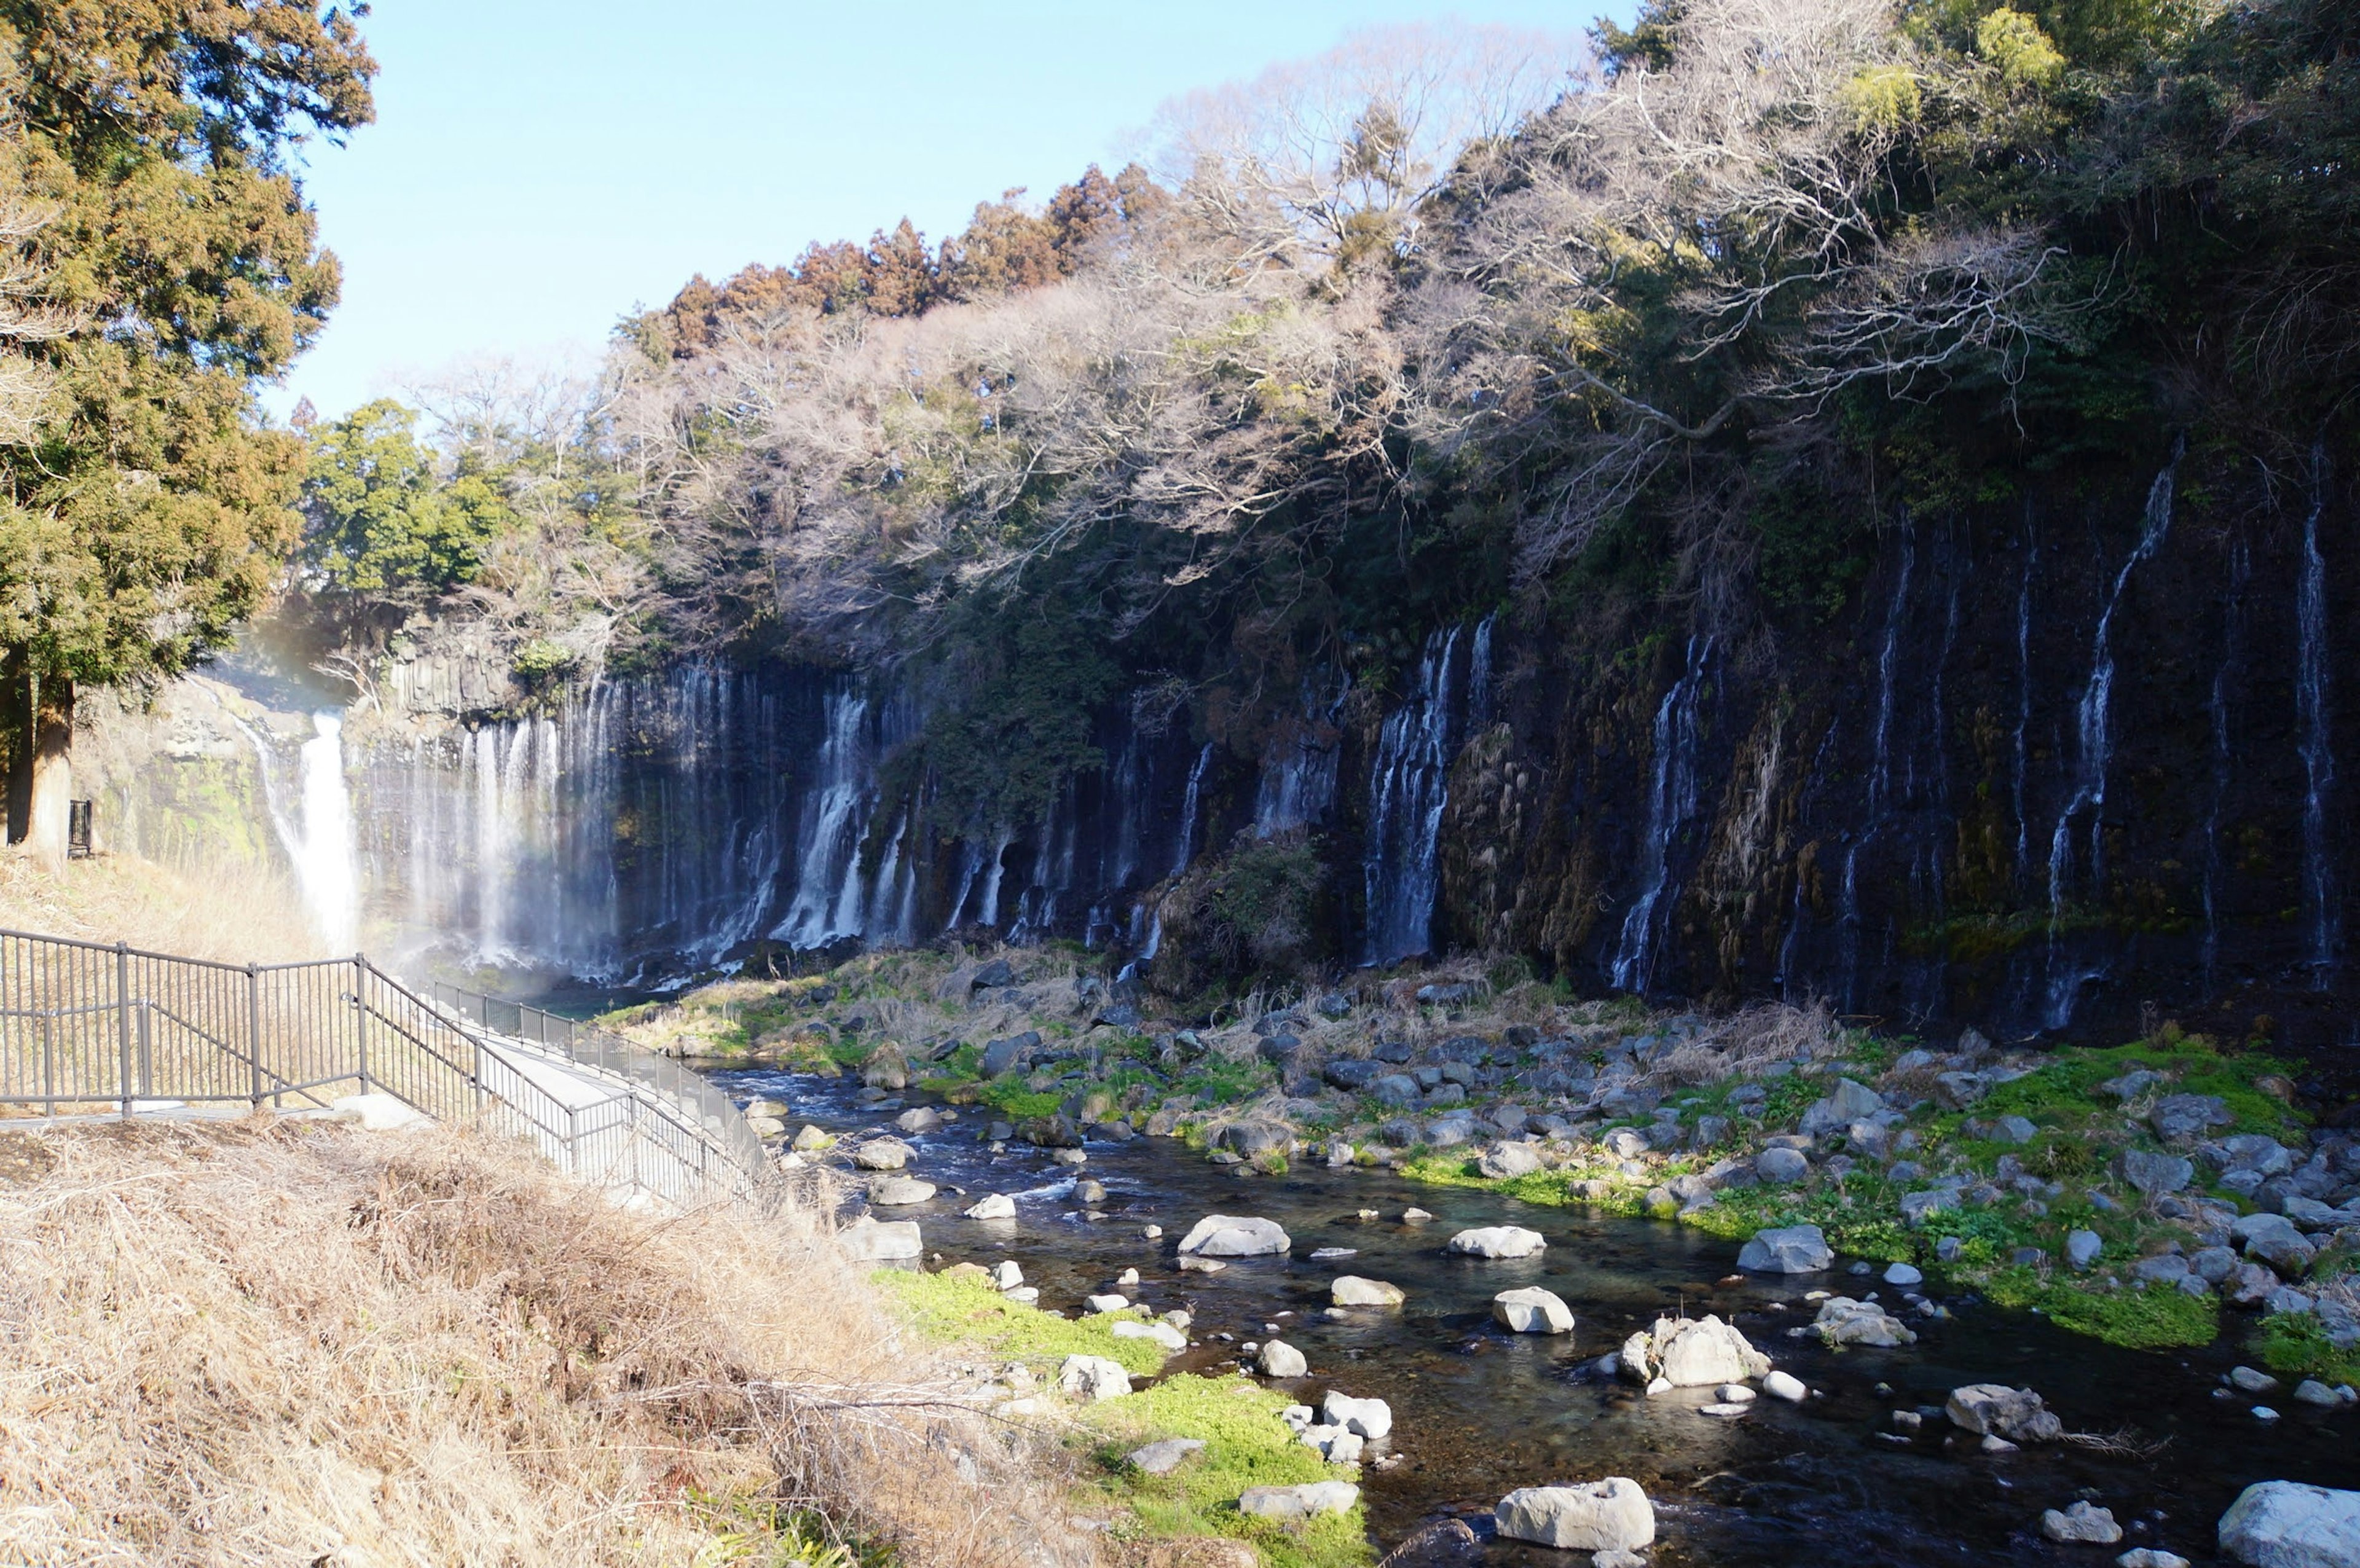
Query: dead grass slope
0 1118 1087 1568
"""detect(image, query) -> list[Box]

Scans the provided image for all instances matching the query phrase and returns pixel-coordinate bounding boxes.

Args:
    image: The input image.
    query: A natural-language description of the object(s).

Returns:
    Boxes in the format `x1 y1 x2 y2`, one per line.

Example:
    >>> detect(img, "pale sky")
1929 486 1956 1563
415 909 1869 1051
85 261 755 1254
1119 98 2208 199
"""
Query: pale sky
273 0 1626 420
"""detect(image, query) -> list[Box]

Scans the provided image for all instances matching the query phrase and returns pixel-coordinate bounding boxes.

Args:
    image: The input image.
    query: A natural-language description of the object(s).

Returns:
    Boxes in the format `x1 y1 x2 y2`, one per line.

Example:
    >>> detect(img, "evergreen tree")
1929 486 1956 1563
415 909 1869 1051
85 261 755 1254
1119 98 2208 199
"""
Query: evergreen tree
0 2 372 865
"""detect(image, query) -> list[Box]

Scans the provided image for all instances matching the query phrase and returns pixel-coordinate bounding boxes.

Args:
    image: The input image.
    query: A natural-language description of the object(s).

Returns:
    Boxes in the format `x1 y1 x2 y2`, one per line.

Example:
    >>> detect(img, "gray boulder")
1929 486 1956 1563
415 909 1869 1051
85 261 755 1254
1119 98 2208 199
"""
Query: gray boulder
1239 1482 1359 1522
1257 1340 1308 1378
978 1030 1040 1076
1814 1296 1918 1348
2067 1229 2104 1269
1478 1142 1546 1180
1321 1390 1394 1439
1128 1438 1206 1475
1801 1078 1886 1136
894 1106 942 1134
1179 1215 1292 1256
1621 1314 1771 1387
1901 1188 1961 1226
1324 1059 1381 1091
1494 1480 1655 1552
2152 1094 2233 1141
2042 1502 2123 1545
853 1137 914 1171
867 1174 936 1205
2236 1213 2318 1276
1331 1276 1406 1307
836 1217 922 1262
1372 1074 1423 1107
2218 1481 2360 1568
1492 1286 1576 1335
1946 1384 2062 1444
1058 1356 1135 1403
1216 1119 1296 1160
1737 1223 1833 1274
963 1192 1017 1220
1756 1146 1811 1185
2120 1150 2195 1195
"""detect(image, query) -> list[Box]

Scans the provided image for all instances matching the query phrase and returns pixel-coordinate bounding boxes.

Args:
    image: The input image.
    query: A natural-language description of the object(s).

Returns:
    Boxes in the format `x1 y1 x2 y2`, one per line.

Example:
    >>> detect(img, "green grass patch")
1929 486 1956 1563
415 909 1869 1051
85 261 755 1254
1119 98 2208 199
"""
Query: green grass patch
975 1081 1064 1121
1980 1266 2218 1349
1079 1374 1372 1568
2251 1314 2360 1389
875 1271 1166 1377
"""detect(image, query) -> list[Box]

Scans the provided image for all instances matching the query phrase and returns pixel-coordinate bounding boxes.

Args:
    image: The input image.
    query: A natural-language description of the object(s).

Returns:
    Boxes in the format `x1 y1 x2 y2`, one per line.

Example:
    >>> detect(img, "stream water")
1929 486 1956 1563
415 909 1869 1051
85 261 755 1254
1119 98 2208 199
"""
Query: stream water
714 1065 2360 1567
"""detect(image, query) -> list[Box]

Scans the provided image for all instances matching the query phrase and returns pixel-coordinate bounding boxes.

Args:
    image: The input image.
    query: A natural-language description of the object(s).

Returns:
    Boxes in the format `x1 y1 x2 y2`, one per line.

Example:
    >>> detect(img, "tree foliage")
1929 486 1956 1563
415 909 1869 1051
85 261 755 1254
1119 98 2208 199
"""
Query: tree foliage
0 1 374 694
302 399 516 605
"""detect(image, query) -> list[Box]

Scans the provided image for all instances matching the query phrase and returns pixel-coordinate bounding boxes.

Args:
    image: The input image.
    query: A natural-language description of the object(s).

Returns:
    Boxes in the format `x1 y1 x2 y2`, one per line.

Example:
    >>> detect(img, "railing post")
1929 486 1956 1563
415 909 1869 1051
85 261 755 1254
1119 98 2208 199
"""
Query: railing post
115 941 132 1120
246 963 263 1111
354 955 372 1096
566 1103 579 1175
138 1002 152 1100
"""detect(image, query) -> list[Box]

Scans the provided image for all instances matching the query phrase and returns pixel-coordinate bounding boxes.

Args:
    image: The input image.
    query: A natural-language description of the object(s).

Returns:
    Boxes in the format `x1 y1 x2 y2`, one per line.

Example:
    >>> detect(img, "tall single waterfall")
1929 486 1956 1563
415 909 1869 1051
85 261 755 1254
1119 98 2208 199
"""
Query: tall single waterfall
1610 633 1715 994
238 710 361 952
1363 620 1491 966
773 686 918 949
2297 447 2340 985
2043 452 2179 1026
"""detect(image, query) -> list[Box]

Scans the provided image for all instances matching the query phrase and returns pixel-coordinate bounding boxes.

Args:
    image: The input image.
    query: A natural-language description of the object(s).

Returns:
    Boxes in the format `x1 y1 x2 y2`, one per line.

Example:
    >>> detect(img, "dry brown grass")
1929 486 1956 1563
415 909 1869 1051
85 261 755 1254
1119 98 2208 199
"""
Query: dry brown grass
0 849 326 963
0 1118 1089 1568
1659 1000 1843 1086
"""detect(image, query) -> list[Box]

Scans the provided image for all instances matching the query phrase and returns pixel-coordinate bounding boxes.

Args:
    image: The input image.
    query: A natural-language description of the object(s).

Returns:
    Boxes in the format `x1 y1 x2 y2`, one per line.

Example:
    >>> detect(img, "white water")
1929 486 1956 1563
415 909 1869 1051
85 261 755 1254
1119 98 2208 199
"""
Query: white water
2043 453 2179 1027
1362 626 1467 966
296 714 361 952
1173 743 1214 874
2297 447 2340 986
1253 678 1348 838
236 710 361 952
776 688 875 948
1610 632 1715 994
2200 537 2251 992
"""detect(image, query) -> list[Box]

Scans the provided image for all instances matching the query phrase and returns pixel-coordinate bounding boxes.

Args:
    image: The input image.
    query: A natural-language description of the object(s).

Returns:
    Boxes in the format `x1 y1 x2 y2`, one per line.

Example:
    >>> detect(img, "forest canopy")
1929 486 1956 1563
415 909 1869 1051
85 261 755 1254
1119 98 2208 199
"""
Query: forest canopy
286 0 2354 826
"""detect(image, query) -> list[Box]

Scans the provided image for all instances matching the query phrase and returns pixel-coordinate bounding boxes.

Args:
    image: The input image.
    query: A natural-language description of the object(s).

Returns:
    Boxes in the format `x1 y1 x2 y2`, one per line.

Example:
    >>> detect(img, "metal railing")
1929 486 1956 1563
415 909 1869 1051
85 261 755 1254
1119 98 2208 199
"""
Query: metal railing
0 927 768 1210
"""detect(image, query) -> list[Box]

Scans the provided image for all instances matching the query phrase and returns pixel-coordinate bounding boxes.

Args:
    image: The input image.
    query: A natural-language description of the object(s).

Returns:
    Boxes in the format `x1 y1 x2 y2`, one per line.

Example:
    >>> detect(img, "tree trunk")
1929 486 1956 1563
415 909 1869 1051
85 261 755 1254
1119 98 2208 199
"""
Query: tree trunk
25 673 72 872
1 651 28 846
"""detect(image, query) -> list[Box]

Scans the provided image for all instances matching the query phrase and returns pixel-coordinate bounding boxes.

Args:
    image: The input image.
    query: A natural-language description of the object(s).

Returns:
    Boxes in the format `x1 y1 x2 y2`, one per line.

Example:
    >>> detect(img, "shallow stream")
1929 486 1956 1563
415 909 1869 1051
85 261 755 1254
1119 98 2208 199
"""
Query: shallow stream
714 1065 2359 1566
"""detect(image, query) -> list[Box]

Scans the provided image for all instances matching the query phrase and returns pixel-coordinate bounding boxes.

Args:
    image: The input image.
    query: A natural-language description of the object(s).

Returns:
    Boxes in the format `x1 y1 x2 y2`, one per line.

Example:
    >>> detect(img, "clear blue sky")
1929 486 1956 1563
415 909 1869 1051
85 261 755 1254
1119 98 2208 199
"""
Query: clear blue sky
277 1 1627 420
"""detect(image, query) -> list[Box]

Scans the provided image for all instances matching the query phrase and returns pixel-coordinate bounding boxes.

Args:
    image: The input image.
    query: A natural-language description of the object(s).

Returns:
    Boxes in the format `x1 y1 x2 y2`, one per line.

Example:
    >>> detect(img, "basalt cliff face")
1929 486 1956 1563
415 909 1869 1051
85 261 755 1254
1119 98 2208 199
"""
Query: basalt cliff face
82 442 2353 1054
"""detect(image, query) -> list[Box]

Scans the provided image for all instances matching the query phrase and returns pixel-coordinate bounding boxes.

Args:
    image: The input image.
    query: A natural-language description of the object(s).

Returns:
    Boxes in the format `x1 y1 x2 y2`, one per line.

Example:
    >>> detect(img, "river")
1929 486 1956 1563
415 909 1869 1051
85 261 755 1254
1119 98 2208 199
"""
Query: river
713 1063 2358 1566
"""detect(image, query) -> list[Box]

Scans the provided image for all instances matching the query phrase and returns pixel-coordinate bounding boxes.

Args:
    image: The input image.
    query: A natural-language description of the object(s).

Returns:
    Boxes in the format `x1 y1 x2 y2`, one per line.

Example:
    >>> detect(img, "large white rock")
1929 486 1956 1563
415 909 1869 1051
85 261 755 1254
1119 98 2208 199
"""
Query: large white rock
1492 1286 1576 1335
1447 1225 1548 1259
1621 1315 1771 1388
867 1175 935 1205
963 1193 1017 1220
837 1217 922 1262
1812 1296 1919 1348
1321 1390 1394 1440
853 1137 913 1171
2219 1481 2360 1568
1058 1354 1133 1401
1737 1223 1833 1273
1332 1276 1406 1307
1238 1482 1359 1521
1178 1215 1292 1256
1257 1339 1308 1378
1494 1480 1656 1551
1112 1319 1189 1352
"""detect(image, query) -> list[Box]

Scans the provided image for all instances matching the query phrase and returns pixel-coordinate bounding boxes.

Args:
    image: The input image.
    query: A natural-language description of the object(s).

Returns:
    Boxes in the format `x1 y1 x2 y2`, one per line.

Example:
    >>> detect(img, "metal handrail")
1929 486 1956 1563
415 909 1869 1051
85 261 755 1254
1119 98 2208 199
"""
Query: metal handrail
0 927 768 1209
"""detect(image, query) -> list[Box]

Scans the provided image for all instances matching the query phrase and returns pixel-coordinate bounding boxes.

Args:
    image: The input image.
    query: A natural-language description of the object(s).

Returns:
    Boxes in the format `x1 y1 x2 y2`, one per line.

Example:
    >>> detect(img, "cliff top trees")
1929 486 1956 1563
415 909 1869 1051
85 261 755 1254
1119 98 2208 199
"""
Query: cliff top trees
0 1 374 864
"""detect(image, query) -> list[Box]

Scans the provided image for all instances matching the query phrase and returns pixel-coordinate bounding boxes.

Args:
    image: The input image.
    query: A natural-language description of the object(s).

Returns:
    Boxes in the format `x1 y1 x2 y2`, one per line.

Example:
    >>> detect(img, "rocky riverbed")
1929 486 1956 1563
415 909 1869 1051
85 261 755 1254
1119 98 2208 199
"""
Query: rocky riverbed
715 1054 2360 1567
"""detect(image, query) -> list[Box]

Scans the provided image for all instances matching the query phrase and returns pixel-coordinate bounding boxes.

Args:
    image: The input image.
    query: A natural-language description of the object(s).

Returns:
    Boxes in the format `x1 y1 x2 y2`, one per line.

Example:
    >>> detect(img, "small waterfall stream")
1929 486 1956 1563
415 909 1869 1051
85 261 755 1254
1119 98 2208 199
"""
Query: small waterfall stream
1610 632 1715 994
2043 452 2179 1027
1836 527 1916 1006
2297 445 2340 986
1362 621 1490 967
2201 536 2251 993
237 710 361 952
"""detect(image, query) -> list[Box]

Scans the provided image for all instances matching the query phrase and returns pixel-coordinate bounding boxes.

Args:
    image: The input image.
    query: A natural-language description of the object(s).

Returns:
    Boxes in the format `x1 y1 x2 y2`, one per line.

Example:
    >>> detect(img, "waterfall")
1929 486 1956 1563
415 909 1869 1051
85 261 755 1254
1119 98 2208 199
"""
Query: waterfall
2013 517 2036 887
295 714 361 952
1253 675 1348 837
1610 632 1715 994
2043 451 2179 1026
1361 624 1477 966
2201 536 2251 992
234 711 361 952
2297 446 2340 986
1173 743 1214 874
776 688 875 948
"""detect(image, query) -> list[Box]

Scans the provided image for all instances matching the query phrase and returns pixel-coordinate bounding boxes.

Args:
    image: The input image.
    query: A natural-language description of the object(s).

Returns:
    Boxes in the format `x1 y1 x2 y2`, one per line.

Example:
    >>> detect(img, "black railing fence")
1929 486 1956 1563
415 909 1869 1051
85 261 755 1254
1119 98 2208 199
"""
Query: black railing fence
0 928 766 1209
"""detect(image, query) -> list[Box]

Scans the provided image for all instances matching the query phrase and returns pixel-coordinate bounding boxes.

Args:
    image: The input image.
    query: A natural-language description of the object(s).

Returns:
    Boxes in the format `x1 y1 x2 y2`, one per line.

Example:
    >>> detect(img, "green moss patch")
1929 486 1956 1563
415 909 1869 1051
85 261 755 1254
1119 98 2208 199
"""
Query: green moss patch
2251 1314 2360 1389
1980 1266 2218 1349
876 1271 1166 1376
1079 1374 1372 1568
